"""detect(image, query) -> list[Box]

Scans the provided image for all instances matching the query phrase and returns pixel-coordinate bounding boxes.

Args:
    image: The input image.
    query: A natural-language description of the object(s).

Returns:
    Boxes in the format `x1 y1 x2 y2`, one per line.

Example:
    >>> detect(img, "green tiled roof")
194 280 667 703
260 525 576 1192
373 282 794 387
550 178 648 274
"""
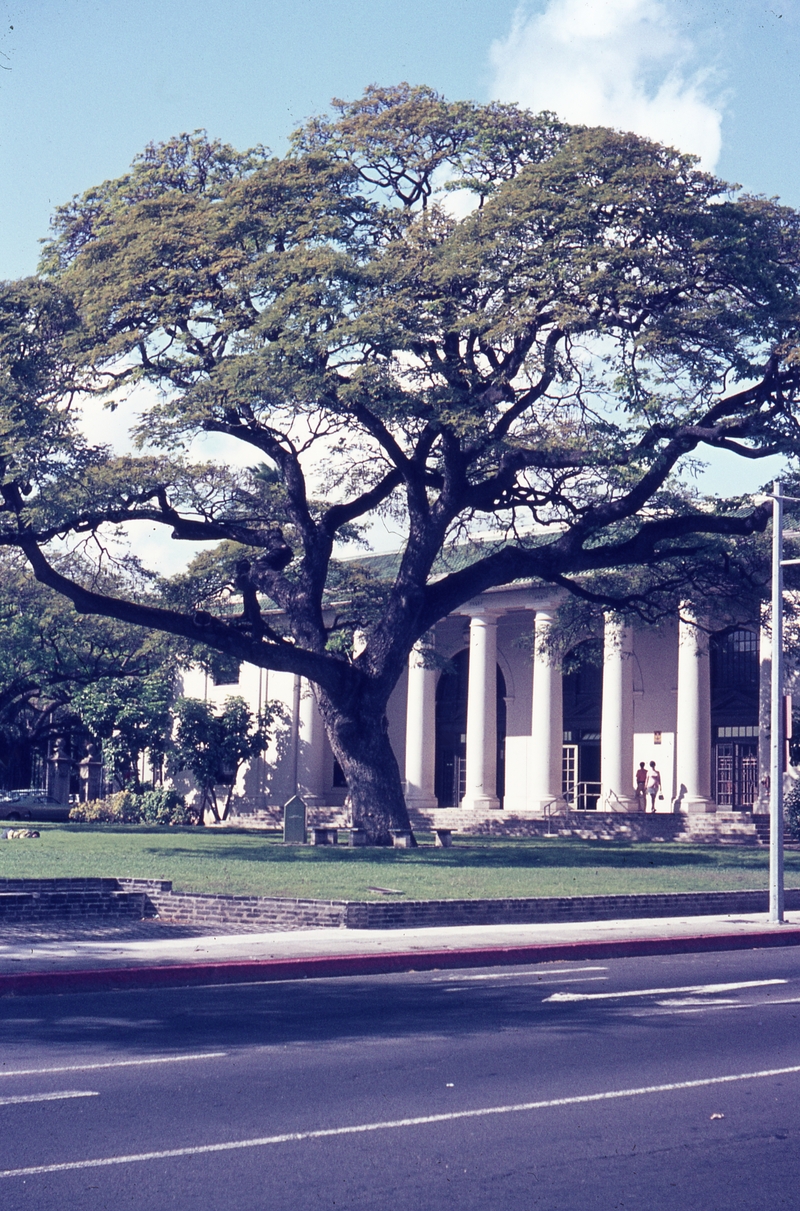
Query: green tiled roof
340 533 550 584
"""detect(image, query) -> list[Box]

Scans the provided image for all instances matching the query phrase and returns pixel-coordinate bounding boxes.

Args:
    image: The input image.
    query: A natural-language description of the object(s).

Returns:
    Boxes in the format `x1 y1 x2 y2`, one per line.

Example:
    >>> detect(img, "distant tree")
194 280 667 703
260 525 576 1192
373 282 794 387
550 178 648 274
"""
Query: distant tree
2 85 800 840
0 549 177 788
172 695 283 821
72 668 176 792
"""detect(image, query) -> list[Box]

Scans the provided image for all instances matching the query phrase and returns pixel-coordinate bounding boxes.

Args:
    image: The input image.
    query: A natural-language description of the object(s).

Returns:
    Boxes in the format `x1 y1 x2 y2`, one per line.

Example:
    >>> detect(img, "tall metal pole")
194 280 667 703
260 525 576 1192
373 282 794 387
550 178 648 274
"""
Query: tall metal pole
770 480 785 922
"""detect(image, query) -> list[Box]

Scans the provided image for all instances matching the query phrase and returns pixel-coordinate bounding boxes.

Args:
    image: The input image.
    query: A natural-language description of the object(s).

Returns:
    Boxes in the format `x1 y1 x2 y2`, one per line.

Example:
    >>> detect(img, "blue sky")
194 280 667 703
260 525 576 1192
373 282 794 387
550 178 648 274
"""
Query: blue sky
1 0 799 282
0 0 797 546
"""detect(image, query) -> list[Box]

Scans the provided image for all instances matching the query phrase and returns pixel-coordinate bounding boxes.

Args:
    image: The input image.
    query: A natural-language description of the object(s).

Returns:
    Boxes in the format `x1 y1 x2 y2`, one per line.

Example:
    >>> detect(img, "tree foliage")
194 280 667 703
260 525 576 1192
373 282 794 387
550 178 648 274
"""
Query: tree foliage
2 84 800 840
0 549 177 788
171 695 279 821
72 668 176 792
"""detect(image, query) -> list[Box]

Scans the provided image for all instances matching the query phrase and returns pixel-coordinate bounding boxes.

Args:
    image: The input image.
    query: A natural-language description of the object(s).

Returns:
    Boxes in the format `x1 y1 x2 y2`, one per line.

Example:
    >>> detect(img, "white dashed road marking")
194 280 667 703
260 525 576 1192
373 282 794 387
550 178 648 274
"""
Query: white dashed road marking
0 1052 227 1079
544 979 787 1002
0 1091 98 1107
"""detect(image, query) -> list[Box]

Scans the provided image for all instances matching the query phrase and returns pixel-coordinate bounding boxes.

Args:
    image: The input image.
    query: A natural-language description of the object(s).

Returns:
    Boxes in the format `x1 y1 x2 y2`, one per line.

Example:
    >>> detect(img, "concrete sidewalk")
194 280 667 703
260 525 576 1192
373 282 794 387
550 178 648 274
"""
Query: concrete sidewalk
3 911 800 997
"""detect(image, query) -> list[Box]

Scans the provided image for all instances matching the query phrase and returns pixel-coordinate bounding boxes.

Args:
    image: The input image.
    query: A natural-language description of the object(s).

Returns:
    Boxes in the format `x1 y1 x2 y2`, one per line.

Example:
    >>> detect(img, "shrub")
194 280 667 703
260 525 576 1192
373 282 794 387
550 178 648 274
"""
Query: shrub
138 787 193 825
69 791 139 823
785 779 800 840
69 788 192 825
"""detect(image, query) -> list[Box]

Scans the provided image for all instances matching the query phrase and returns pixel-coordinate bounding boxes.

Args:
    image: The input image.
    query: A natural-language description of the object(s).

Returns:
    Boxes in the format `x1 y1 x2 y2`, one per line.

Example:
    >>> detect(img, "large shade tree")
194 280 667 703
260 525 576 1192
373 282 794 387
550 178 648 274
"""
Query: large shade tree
2 84 800 842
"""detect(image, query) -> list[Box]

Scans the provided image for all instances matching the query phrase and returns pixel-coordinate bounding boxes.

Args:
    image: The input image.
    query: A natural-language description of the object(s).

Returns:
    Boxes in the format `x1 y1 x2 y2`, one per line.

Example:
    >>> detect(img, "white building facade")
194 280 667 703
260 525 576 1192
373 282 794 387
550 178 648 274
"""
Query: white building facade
182 581 767 824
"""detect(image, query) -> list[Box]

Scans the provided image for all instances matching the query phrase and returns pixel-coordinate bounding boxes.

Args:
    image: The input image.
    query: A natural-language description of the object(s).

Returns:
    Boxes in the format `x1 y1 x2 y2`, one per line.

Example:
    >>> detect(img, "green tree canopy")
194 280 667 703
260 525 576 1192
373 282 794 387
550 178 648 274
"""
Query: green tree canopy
2 84 800 840
172 695 279 821
0 549 178 788
72 667 176 792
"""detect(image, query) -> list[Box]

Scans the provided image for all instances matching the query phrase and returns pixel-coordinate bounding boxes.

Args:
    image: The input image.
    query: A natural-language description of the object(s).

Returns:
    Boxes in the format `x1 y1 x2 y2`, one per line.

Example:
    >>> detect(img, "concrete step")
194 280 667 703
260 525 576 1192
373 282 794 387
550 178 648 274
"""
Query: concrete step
752 817 794 845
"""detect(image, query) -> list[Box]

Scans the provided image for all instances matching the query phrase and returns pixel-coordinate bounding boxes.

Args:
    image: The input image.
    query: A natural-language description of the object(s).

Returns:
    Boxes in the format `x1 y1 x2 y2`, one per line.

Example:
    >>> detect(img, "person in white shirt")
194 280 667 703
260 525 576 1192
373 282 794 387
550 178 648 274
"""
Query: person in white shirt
645 761 662 811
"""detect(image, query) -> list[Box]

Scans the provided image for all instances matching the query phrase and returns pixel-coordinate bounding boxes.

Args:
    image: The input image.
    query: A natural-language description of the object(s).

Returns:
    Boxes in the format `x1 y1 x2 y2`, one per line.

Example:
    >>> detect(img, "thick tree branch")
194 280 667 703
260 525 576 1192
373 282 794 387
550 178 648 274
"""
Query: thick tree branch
17 535 348 693
420 505 772 630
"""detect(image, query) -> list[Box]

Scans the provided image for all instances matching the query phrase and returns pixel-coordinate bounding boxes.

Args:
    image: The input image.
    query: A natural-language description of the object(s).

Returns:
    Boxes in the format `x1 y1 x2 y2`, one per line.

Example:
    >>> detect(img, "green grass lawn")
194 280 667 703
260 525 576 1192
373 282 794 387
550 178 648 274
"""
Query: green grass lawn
0 823 797 901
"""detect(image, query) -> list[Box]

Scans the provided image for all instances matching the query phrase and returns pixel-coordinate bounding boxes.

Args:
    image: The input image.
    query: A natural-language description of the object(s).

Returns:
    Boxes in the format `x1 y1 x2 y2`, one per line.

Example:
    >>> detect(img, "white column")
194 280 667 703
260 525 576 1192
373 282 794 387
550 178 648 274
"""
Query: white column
600 616 636 811
462 612 500 813
528 609 565 814
297 680 327 805
675 609 715 813
404 639 438 810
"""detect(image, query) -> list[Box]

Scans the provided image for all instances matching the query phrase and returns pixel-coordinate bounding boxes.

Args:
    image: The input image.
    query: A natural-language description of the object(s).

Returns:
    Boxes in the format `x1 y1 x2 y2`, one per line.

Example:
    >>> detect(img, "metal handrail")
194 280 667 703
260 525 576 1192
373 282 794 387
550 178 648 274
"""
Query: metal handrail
563 781 601 811
541 797 563 836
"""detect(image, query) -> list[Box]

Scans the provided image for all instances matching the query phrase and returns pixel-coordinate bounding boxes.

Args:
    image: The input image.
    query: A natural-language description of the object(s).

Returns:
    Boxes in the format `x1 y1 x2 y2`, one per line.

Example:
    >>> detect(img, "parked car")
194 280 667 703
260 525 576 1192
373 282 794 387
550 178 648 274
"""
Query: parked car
0 790 70 822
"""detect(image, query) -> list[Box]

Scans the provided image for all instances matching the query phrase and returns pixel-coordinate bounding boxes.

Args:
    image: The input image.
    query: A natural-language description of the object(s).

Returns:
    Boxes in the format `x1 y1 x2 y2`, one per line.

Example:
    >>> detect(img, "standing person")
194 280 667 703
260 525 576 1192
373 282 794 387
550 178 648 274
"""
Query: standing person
635 762 648 811
646 760 662 811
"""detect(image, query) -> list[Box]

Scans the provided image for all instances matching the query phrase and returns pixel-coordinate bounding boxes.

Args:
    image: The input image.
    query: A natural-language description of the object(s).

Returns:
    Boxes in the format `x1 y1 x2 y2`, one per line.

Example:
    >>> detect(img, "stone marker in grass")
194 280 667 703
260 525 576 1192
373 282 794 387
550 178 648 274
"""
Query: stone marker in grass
283 795 307 844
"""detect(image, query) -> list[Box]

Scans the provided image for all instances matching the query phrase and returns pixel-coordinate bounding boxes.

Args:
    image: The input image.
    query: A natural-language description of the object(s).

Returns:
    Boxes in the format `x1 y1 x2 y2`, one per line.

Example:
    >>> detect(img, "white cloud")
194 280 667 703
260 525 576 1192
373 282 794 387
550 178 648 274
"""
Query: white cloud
490 0 724 169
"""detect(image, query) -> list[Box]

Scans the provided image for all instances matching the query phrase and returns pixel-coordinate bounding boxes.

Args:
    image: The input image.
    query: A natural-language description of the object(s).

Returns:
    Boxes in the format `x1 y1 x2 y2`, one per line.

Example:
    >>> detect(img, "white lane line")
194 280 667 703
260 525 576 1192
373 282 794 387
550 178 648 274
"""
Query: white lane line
4 1063 800 1179
444 977 608 993
633 994 800 1017
442 976 608 986
0 1091 98 1107
433 967 608 982
544 979 788 1003
0 1052 227 1079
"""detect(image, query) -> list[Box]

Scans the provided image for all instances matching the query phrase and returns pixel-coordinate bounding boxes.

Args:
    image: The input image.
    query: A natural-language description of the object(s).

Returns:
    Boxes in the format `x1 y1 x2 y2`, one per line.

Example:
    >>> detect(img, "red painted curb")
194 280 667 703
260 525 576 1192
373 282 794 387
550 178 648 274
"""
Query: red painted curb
3 928 800 997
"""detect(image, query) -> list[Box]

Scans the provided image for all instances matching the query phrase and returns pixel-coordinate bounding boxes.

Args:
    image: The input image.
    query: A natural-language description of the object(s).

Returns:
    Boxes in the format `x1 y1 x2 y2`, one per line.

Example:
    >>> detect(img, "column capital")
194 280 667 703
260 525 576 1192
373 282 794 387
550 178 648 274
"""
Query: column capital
408 636 436 668
678 603 711 630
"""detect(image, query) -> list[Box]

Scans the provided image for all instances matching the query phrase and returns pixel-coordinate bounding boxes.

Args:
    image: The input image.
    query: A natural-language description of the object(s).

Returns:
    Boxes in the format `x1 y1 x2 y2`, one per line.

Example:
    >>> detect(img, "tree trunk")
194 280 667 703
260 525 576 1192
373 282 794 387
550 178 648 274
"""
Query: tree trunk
207 790 221 822
220 778 237 821
315 687 415 846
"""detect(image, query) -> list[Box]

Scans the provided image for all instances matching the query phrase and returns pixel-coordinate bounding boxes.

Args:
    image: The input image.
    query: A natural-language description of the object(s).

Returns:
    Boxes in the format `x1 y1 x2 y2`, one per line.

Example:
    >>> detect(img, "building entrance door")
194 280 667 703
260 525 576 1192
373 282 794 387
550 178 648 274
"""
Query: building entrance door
714 736 758 809
562 639 602 810
434 650 506 807
710 628 759 810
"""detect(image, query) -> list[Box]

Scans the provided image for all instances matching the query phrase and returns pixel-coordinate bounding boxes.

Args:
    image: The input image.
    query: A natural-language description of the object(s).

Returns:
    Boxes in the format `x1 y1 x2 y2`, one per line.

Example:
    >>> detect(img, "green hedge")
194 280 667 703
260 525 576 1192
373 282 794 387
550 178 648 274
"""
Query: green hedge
69 788 194 826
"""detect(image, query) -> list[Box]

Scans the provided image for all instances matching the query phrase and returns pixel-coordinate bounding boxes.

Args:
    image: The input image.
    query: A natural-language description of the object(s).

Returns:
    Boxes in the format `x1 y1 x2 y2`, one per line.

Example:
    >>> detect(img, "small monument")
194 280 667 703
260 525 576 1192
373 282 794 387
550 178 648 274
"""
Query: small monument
283 794 307 844
47 737 72 806
79 742 104 803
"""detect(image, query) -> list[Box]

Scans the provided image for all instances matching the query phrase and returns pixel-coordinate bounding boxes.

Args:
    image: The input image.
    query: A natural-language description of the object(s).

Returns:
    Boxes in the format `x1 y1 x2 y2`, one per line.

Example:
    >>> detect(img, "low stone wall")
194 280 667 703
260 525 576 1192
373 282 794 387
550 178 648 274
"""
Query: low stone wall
230 806 690 838
226 808 763 845
408 810 692 842
1 877 798 931
224 806 349 830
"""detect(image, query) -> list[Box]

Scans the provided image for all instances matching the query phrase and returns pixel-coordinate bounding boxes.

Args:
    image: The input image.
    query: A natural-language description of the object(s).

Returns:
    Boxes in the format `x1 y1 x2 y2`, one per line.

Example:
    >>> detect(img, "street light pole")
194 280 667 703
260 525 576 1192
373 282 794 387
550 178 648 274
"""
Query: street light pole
771 479 785 922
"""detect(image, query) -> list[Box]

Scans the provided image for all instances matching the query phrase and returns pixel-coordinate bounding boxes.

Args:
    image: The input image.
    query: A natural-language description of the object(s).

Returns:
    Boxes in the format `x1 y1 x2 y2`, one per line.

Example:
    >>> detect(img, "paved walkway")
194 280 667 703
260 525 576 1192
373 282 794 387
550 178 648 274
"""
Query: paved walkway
2 911 800 996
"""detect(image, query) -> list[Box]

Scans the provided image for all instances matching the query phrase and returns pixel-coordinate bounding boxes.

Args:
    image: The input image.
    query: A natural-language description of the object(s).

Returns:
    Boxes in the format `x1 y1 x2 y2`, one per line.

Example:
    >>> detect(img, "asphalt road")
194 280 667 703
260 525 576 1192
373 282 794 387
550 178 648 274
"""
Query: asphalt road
2 947 800 1209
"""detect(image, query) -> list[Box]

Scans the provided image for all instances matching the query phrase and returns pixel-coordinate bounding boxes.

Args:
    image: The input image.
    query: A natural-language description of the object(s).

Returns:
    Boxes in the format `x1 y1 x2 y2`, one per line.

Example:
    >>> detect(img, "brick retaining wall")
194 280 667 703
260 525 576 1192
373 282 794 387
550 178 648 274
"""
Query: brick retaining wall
1 877 798 930
340 889 800 929
0 877 146 921
117 879 345 930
